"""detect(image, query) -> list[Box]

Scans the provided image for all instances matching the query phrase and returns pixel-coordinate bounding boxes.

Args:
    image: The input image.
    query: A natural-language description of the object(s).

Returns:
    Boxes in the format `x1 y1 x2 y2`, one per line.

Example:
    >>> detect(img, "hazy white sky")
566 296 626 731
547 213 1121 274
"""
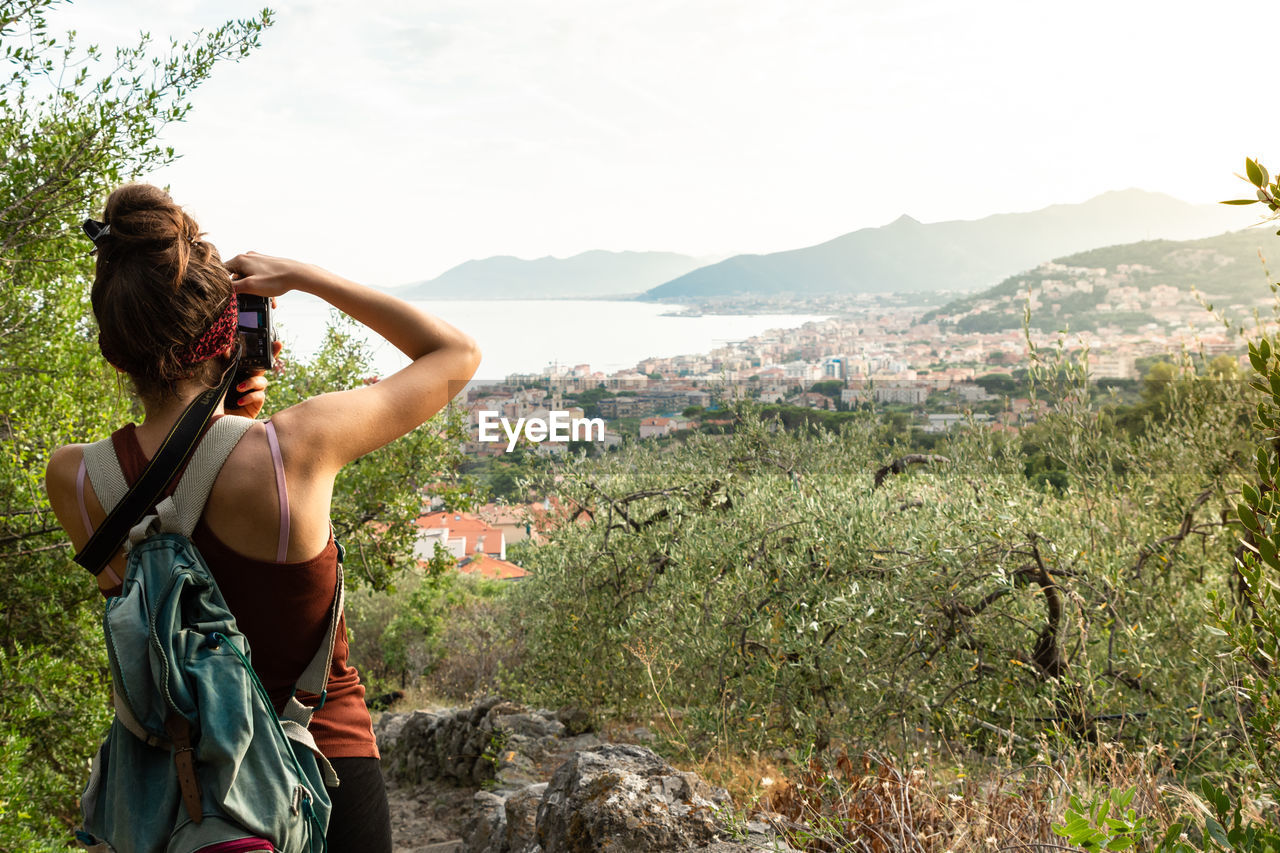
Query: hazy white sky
51 0 1280 286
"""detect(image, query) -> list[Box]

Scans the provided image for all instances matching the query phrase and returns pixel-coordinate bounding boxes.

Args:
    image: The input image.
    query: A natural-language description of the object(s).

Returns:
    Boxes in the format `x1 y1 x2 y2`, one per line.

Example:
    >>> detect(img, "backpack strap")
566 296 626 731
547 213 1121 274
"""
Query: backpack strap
84 418 256 547
129 416 255 543
82 439 129 514
75 357 240 574
281 560 345 730
279 554 344 788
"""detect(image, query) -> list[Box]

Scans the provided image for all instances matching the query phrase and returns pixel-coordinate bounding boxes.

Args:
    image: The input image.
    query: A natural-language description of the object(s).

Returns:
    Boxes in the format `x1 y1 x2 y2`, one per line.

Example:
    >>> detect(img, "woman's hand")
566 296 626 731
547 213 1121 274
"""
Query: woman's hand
225 251 324 298
223 340 285 419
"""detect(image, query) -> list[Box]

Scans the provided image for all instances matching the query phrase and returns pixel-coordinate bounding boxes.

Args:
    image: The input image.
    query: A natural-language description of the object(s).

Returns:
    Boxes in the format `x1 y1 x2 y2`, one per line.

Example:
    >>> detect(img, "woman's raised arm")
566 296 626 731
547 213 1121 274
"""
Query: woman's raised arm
224 252 481 475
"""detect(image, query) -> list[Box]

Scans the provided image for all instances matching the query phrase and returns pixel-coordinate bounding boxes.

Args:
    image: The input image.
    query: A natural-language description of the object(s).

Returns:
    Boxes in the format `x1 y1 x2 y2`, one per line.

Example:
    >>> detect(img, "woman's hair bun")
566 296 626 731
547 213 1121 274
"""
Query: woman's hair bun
91 183 232 401
100 183 212 287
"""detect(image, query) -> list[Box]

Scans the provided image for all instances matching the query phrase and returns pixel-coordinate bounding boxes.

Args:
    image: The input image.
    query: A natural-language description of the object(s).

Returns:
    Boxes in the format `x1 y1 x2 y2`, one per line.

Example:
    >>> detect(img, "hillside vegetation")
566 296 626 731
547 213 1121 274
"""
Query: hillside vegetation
928 227 1280 333
455 354 1280 848
508 377 1252 756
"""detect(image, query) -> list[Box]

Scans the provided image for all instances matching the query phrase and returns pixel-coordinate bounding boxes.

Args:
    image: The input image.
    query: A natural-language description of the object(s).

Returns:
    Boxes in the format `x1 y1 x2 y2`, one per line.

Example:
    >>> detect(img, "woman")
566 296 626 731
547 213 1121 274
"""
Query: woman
44 183 481 851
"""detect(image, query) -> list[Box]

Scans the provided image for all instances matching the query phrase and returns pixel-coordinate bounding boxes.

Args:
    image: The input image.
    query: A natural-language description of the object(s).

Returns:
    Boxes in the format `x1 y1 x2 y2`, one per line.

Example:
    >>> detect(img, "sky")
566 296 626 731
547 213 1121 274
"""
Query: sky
48 0 1280 287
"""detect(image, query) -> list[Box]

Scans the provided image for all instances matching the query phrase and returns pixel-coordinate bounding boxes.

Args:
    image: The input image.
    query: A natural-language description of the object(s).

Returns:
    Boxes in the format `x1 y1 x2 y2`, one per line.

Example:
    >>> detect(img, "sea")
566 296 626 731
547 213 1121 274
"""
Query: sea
272 293 829 383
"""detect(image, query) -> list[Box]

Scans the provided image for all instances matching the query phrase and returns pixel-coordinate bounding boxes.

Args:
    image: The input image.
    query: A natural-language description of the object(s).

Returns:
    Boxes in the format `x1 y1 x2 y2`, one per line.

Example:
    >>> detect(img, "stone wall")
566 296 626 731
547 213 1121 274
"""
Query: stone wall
376 698 798 853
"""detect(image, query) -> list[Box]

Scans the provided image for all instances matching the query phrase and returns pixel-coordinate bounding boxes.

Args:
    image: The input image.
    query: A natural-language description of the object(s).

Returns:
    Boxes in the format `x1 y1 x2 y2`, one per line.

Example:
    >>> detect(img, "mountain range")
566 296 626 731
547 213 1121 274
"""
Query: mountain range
398 250 705 300
640 190 1244 300
395 190 1248 302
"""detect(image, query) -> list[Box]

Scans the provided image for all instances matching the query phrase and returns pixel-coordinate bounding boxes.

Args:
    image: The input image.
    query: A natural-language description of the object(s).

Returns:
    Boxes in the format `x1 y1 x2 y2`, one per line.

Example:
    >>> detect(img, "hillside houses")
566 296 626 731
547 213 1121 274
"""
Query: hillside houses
415 508 531 580
417 510 507 562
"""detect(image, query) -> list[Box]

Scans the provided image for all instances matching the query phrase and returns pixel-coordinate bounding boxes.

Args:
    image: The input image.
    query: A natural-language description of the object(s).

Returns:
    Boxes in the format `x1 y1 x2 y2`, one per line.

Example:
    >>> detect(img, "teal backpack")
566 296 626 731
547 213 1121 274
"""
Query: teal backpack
73 413 343 853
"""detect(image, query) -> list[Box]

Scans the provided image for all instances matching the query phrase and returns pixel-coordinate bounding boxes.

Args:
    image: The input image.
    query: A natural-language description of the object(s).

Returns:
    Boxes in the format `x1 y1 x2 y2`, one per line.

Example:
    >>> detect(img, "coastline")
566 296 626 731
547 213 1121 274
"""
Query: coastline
274 293 832 382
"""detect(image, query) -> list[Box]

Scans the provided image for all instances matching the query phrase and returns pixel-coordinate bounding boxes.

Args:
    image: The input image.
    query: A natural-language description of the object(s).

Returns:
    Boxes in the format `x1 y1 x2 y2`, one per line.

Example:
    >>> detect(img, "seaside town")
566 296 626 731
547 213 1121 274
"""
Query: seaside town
466 262 1252 444
414 258 1263 581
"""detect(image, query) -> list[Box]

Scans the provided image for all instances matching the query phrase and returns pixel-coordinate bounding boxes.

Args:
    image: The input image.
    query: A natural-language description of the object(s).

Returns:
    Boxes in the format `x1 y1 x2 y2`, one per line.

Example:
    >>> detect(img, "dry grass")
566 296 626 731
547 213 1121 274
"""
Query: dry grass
367 682 454 727
671 740 1202 853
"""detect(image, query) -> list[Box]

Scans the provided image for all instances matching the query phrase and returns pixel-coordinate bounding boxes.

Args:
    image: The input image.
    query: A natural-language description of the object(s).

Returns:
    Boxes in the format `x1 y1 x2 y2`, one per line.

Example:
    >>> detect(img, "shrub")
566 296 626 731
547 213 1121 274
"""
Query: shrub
511 389 1251 762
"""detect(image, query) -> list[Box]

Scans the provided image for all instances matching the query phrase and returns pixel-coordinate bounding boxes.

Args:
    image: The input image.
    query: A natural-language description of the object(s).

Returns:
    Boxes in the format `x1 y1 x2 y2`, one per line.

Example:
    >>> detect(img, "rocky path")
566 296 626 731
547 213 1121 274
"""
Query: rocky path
375 698 799 853
386 772 473 852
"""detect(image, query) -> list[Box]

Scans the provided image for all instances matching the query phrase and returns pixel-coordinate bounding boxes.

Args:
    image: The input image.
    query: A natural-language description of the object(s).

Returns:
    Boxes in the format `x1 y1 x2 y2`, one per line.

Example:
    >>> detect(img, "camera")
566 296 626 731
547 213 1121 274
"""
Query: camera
224 294 275 409
236 294 275 370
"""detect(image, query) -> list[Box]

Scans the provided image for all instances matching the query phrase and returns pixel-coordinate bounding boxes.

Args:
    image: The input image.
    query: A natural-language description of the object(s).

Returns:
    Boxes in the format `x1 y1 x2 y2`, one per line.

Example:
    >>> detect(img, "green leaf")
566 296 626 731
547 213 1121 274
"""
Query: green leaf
1247 158 1266 187
1223 198 1260 205
1205 816 1229 847
1269 371 1280 399
1257 537 1280 571
1106 838 1135 852
1064 816 1092 833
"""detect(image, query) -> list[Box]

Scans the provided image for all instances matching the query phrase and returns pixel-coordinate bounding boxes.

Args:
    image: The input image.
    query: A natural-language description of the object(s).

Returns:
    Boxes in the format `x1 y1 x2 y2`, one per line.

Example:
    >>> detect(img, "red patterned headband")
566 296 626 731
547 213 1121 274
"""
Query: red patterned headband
98 293 239 371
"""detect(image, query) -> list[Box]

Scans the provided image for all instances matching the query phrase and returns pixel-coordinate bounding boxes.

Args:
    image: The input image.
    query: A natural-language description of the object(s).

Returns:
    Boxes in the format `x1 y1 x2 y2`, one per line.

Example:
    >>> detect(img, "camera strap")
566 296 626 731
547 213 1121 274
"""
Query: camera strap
74 355 242 576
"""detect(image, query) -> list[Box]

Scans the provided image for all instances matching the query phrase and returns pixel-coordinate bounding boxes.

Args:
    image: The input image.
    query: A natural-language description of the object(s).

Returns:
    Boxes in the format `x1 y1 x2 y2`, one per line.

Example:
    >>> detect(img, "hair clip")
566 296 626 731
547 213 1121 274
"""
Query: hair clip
82 218 110 244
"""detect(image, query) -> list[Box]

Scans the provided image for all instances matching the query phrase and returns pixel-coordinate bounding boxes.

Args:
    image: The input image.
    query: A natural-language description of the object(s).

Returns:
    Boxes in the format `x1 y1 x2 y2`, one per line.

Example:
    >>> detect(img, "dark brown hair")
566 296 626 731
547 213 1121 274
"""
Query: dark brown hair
90 183 233 402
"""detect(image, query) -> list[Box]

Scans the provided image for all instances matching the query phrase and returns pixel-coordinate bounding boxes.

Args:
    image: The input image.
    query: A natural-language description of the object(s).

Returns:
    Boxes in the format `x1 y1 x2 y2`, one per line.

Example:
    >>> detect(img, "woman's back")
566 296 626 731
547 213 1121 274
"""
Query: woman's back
50 416 335 589
106 418 375 756
45 183 481 853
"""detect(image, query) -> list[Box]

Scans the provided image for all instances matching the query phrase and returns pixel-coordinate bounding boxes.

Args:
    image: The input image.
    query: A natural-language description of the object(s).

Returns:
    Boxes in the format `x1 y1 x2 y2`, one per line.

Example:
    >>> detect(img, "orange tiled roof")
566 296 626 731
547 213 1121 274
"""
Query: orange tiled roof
417 511 505 555
458 555 528 580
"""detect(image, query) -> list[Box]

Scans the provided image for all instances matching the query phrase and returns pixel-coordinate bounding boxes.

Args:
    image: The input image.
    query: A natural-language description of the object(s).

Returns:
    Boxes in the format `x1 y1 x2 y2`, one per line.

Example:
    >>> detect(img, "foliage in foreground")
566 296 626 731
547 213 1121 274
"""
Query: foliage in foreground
510 366 1255 769
0 5 465 845
0 4 272 845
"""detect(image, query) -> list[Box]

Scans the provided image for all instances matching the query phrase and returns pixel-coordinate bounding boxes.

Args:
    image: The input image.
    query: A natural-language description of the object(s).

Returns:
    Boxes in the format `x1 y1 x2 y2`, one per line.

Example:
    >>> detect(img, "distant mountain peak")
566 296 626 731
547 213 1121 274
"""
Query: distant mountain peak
641 190 1245 301
400 249 705 300
1076 187 1189 207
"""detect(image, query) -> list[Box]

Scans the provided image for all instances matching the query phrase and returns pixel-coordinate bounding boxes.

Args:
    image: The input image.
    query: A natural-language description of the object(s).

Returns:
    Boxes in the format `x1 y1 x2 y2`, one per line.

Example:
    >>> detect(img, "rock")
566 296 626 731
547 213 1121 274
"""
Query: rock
374 708 409 749
503 782 548 852
384 710 446 786
465 790 507 853
555 706 592 736
496 712 566 740
535 744 733 852
472 695 504 722
384 699 802 853
625 726 655 743
421 843 464 853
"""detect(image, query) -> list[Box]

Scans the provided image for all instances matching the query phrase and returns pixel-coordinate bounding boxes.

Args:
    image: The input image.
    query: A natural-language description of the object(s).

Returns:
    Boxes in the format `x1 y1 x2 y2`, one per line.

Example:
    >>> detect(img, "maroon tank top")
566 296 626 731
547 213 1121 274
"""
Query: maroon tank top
102 422 378 759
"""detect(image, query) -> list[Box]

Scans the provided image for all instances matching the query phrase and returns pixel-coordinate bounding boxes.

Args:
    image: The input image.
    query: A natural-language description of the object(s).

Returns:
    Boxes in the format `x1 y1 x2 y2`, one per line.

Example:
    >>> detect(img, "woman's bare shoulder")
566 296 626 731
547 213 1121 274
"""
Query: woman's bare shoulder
45 443 86 495
44 444 90 549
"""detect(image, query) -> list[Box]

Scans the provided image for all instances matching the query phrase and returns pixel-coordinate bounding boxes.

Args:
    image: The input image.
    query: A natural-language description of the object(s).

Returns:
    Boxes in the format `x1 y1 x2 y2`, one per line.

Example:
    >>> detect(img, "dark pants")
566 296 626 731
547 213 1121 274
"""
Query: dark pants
326 757 392 853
